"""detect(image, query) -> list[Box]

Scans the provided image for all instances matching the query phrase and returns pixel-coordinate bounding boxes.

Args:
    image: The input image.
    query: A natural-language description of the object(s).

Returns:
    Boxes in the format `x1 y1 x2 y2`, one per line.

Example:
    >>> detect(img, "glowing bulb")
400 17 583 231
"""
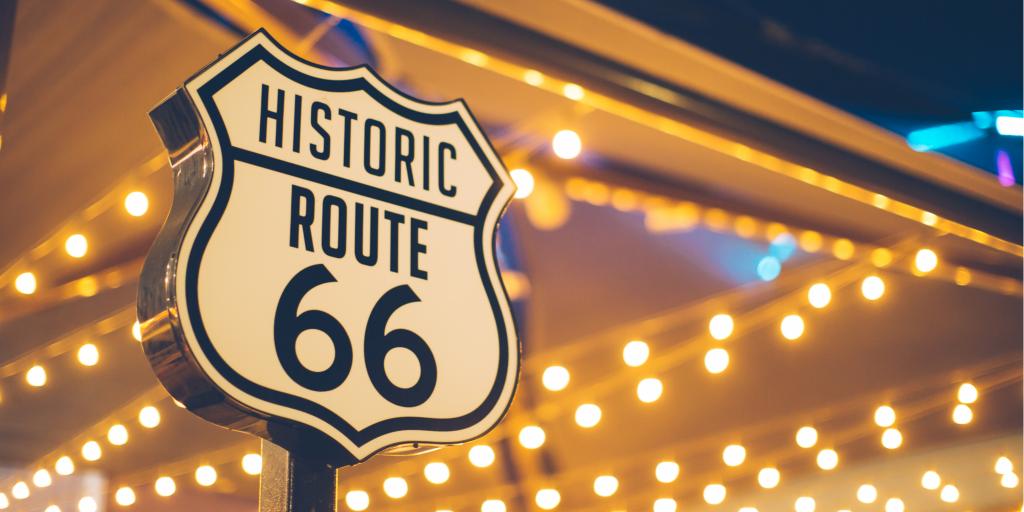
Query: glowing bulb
856 484 877 503
77 343 99 367
995 456 1014 474
807 283 831 308
345 490 369 511
519 425 545 449
195 465 217 487
424 462 450 484
593 475 618 497
242 453 262 475
107 424 128 446
562 83 584 101
957 382 978 404
952 404 973 425
881 428 902 449
535 489 560 510
11 482 28 500
623 340 650 367
795 426 818 448
653 498 677 512
468 445 495 467
703 484 726 505
139 406 161 428
816 448 838 470
552 130 581 159
884 497 905 512
14 272 37 295
124 191 149 217
81 441 101 461
780 314 805 340
155 476 176 497
32 469 52 488
0 492 8 509
722 444 746 467
44 506 60 512
131 321 142 342
523 69 544 86
738 508 759 512
636 377 663 403
655 461 679 483
481 499 506 512
574 403 601 428
78 497 98 512
26 365 47 387
709 314 734 340
542 366 570 391
382 477 408 499
921 470 941 490
1002 472 1020 488
874 405 896 427
939 484 959 503
65 234 88 258
914 248 938 273
510 168 535 199
704 347 730 374
115 487 136 506
794 496 815 512
757 467 780 489
55 456 74 476
861 275 885 301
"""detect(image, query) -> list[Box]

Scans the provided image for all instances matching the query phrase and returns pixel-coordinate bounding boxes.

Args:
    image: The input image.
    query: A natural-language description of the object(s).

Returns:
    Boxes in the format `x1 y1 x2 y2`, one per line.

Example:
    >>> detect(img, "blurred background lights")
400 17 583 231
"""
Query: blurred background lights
881 428 903 449
77 343 99 367
107 424 128 446
874 405 896 427
574 403 602 428
756 255 781 281
952 404 973 424
780 314 805 340
939 484 959 502
807 283 831 308
541 366 570 391
795 426 818 448
345 490 369 511
997 149 1016 186
593 475 618 497
1001 472 1020 488
704 347 729 374
32 469 52 488
468 445 495 467
26 365 47 387
655 461 679 483
871 247 893 267
856 483 877 503
914 248 938 273
510 168 535 199
552 129 582 159
884 497 905 512
770 232 797 261
64 233 88 258
534 489 560 510
722 444 746 466
738 508 758 512
382 477 408 499
81 441 101 461
481 499 506 512
921 470 941 489
124 191 149 216
241 453 262 475
55 456 74 476
709 313 734 340
138 406 160 428
44 505 60 512
154 476 176 497
832 238 855 260
623 340 650 367
14 271 37 294
636 377 663 403
861 275 886 301
995 114 1024 136
702 483 726 505
424 462 450 484
519 425 546 449
11 482 28 500
132 321 142 342
794 496 815 512
562 83 584 101
995 456 1014 474
195 465 217 487
957 382 978 403
78 496 98 512
653 498 677 512
522 69 543 86
114 487 136 507
816 448 838 470
0 492 8 508
757 467 780 488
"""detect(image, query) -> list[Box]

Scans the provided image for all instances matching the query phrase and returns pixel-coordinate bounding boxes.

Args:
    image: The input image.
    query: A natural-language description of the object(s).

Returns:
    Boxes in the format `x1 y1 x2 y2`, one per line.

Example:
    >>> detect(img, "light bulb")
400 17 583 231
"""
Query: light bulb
15 272 37 295
195 465 217 487
722 444 746 467
881 428 902 449
345 490 369 511
939 484 959 503
424 462 450 484
704 347 729 374
81 441 101 461
758 467 780 489
623 340 650 367
914 248 938 273
921 470 941 490
78 496 98 512
574 403 601 428
107 424 129 446
655 461 679 483
11 482 28 500
32 469 52 488
77 344 100 367
139 406 161 428
124 191 149 217
807 283 831 308
518 425 545 449
534 489 560 510
795 426 818 448
481 499 506 512
709 313 734 340
552 130 581 159
957 382 978 404
510 169 535 199
562 83 585 101
383 477 408 499
154 476 176 497
637 377 663 403
856 484 877 503
65 234 88 258
593 475 618 497
874 405 896 427
703 484 726 505
780 314 805 340
884 497 905 512
242 453 262 475
115 487 136 506
653 498 677 512
1001 472 1020 488
951 404 973 425
55 456 75 476
794 496 815 512
541 366 570 391
468 445 495 467
816 448 838 470
26 365 47 387
861 275 885 301
0 492 7 509
995 456 1014 475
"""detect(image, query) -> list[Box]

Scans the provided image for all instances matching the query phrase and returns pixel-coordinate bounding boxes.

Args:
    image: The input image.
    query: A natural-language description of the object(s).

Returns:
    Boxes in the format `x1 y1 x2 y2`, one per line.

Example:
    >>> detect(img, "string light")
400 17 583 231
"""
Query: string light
78 497 98 512
32 469 52 488
704 347 729 374
518 425 546 449
636 377 663 403
653 498 677 512
81 441 101 462
939 484 959 503
622 340 650 367
861 275 885 301
55 456 74 476
957 382 978 404
703 484 726 505
124 191 149 217
26 365 47 387
708 313 734 340
0 492 8 509
114 487 136 507
523 69 544 86
1001 472 1020 488
64 234 88 258
552 130 582 159
593 475 618 497
921 470 941 490
11 482 28 500
345 490 369 511
794 496 816 512
562 83 585 101
534 489 560 510
807 283 831 308
874 405 896 427
77 343 100 367
951 404 973 425
44 505 60 512
881 428 903 449
913 248 938 273
995 456 1014 475
795 426 818 448
383 477 408 499
107 424 128 446
510 169 535 199
542 366 570 391
832 238 855 260
574 403 602 428
655 461 680 483
757 467 780 489
468 445 495 468
780 314 805 340
871 247 893 267
856 484 878 503
481 499 506 512
423 462 450 484
139 406 161 428
816 448 838 470
15 272 37 295
154 476 176 497
195 465 217 487
241 453 262 475
884 497 905 512
722 444 746 467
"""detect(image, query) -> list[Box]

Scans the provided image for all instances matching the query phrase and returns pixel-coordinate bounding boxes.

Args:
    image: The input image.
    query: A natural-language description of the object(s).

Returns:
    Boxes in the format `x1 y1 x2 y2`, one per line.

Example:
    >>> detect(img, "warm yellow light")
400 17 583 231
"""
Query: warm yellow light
345 490 369 511
957 382 978 404
44 506 60 512
534 489 560 510
884 497 905 512
807 283 831 309
14 272 37 295
77 343 100 367
154 476 176 497
562 83 585 101
11 482 29 500
738 508 759 512
914 248 938 273
709 313 734 340
114 487 136 507
939 484 959 503
951 404 973 425
921 470 941 490
856 484 877 503
107 424 128 446
383 477 408 499
523 69 544 86
552 129 582 159
32 469 52 488
518 425 546 449
242 453 262 475
78 497 98 512
124 191 149 217
874 405 896 427
799 231 823 252
0 492 8 509
954 267 972 286
794 496 816 512
780 314 805 340
55 456 74 476
593 475 618 497
622 340 650 367
26 365 47 387
481 499 506 512
653 498 677 512
424 462 450 484
81 441 101 462
861 275 885 301
468 445 495 467
880 428 902 449
816 448 838 470
722 444 746 467
704 347 729 374
195 465 217 487
574 403 601 428
832 238 855 260
1001 472 1020 488
510 168 535 199
995 456 1014 475
757 467 780 489
65 234 88 258
131 321 142 342
636 377 663 403
655 461 679 483
702 484 726 505
541 366 570 391
870 247 893 267
139 406 161 428
795 426 818 448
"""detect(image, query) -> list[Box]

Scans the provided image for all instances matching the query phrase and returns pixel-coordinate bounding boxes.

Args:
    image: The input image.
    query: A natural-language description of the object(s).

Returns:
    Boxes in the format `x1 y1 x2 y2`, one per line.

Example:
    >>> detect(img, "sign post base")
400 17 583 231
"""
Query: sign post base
259 440 338 512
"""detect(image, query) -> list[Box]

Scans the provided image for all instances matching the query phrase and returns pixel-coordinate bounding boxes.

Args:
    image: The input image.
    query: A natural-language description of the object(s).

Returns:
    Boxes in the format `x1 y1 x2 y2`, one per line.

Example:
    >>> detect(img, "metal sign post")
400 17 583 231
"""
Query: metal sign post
259 440 336 512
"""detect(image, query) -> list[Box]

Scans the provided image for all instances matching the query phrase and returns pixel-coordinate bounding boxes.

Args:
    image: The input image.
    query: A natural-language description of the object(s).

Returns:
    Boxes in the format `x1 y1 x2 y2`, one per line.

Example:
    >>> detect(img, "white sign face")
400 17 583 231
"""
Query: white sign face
140 30 518 466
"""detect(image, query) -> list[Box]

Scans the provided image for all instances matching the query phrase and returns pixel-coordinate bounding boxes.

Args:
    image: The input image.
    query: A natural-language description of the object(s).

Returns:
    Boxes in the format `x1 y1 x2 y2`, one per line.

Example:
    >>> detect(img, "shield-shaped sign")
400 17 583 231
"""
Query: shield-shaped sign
139 30 519 467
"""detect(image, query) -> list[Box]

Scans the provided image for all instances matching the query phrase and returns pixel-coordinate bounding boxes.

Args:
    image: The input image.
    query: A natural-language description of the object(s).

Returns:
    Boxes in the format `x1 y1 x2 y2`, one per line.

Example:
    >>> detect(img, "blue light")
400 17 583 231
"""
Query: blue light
996 115 1024 137
906 122 985 151
972 111 995 129
756 256 782 282
769 233 797 262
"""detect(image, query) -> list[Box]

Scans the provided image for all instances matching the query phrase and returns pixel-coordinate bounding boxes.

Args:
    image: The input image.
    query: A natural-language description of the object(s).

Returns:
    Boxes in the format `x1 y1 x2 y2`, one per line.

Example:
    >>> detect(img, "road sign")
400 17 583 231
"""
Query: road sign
139 30 519 469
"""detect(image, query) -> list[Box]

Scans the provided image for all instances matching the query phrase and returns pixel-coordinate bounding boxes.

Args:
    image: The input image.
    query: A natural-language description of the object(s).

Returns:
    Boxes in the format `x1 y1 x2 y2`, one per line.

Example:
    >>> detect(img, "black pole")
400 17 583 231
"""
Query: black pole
259 440 338 512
